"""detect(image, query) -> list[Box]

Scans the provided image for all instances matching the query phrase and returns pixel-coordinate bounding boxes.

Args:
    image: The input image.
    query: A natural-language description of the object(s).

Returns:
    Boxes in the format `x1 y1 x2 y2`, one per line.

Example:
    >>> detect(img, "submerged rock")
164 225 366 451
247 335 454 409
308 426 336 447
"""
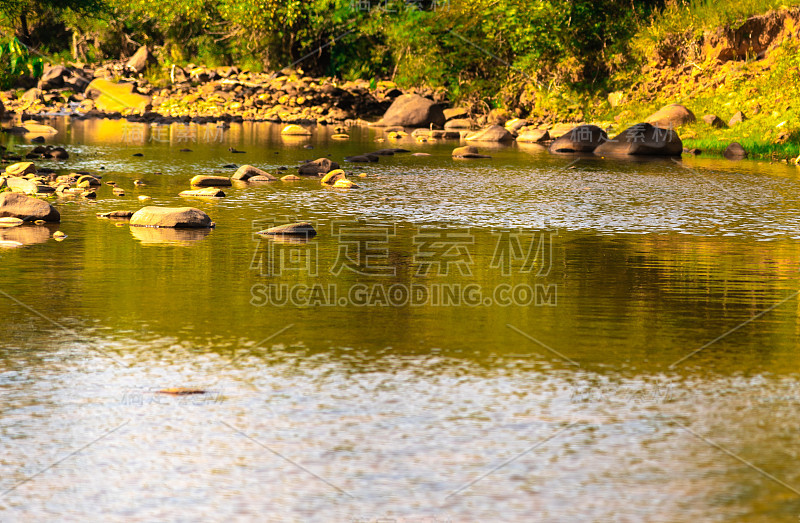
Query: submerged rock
179 188 226 198
248 175 278 182
452 145 491 159
97 210 134 219
0 193 60 222
130 206 213 228
344 154 379 163
298 158 339 175
258 222 317 236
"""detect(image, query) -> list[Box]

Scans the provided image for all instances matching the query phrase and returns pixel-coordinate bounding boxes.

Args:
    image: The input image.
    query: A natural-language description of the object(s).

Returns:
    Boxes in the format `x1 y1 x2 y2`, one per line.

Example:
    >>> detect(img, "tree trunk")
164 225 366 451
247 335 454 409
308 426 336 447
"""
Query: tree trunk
19 12 30 45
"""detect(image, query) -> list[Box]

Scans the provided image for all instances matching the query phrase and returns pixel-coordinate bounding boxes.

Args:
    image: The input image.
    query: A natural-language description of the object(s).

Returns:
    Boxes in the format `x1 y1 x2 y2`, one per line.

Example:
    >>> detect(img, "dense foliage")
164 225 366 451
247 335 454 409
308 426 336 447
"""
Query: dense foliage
2 0 798 112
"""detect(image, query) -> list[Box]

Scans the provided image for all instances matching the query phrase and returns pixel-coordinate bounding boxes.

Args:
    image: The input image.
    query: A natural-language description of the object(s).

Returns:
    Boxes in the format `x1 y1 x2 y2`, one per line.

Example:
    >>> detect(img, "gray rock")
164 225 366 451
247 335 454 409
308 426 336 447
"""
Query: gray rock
0 192 60 222
465 125 514 142
380 94 445 128
298 158 339 175
232 165 276 181
130 206 213 228
126 46 152 74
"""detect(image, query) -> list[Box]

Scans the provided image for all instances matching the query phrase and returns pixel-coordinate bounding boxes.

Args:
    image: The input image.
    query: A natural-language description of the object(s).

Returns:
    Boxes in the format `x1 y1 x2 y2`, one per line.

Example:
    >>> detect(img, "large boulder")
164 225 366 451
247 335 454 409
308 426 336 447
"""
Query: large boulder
549 125 607 153
645 104 696 128
379 94 445 128
130 206 213 228
0 193 60 222
86 78 151 112
298 158 339 175
232 165 276 181
126 46 153 74
38 65 69 90
594 123 682 157
465 125 514 142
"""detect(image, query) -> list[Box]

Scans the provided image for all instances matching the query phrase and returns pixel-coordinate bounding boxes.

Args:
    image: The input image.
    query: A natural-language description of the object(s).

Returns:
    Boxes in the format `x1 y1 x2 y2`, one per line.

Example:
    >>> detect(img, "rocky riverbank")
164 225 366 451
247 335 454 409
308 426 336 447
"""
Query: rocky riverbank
4 49 444 125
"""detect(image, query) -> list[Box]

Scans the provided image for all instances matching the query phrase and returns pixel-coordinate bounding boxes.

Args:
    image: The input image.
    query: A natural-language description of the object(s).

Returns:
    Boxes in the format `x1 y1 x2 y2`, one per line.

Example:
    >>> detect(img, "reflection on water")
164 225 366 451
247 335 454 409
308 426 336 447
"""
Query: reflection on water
2 118 800 521
0 225 57 246
129 226 212 245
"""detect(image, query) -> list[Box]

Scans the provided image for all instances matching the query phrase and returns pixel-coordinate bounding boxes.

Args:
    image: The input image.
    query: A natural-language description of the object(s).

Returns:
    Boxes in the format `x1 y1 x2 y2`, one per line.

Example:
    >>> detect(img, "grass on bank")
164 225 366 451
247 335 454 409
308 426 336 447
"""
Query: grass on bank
639 0 800 44
585 20 800 160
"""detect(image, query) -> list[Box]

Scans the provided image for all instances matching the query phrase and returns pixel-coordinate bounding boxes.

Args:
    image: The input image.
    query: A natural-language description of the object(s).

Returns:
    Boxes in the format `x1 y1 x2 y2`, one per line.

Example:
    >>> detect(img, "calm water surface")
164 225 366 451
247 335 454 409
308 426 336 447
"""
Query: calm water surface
2 118 800 521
